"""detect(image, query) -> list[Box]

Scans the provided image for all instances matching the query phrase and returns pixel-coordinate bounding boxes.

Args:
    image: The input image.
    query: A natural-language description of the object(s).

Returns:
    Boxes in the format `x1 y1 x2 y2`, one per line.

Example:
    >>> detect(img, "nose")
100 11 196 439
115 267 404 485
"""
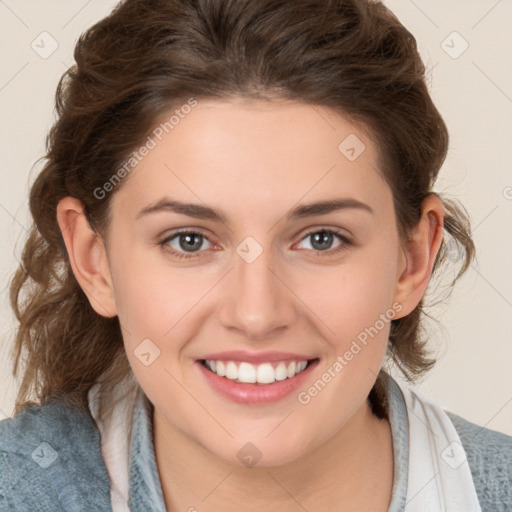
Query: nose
218 240 296 341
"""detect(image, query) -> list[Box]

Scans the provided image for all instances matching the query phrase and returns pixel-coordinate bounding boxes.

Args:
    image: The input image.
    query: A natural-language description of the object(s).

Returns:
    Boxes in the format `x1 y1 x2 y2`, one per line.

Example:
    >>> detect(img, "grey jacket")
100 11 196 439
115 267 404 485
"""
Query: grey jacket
1 374 511 511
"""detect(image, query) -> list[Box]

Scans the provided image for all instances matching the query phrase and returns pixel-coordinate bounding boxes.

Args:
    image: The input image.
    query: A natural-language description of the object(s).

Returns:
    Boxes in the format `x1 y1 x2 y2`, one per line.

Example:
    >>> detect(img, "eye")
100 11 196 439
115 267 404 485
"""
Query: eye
159 228 352 261
295 229 352 257
160 230 214 260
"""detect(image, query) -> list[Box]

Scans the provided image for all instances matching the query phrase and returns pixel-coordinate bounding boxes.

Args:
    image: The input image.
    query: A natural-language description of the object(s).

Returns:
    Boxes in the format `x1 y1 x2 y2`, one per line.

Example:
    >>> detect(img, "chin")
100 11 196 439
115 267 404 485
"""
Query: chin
205 435 312 469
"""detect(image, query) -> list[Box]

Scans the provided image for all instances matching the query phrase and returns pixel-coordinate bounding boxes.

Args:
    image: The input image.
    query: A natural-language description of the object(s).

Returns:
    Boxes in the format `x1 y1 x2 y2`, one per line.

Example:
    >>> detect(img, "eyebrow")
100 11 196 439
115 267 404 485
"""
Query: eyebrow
135 197 374 223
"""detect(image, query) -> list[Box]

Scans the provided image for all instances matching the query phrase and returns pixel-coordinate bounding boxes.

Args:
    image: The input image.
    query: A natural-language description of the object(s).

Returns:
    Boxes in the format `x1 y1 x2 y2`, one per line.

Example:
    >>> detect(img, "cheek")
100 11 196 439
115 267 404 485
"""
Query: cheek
296 247 399 423
110 259 191 401
108 244 180 345
302 239 400 342
109 249 212 371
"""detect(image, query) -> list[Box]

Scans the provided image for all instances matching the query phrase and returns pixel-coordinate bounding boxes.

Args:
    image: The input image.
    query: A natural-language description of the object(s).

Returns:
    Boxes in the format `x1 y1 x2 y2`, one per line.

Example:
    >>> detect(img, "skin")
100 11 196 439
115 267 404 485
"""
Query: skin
57 98 444 511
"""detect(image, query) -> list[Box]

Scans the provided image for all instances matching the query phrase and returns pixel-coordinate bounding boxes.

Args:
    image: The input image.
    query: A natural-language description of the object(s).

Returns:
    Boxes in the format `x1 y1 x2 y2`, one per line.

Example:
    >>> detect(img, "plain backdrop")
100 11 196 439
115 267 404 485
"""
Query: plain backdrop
0 0 511 436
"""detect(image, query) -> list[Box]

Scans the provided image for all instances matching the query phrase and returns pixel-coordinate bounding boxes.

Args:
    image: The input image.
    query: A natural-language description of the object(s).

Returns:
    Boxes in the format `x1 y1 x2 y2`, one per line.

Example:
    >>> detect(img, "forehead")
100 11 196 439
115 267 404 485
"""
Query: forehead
156 98 377 168
110 98 391 222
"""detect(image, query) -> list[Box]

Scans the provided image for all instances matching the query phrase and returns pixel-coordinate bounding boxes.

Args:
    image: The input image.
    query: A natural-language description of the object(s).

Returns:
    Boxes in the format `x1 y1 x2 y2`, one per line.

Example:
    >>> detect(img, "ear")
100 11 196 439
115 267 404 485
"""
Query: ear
56 196 117 318
392 194 444 318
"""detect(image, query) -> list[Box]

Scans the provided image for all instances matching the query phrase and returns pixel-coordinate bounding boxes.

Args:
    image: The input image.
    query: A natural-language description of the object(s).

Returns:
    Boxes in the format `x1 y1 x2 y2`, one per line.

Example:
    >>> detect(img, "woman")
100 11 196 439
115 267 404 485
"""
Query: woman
1 0 511 511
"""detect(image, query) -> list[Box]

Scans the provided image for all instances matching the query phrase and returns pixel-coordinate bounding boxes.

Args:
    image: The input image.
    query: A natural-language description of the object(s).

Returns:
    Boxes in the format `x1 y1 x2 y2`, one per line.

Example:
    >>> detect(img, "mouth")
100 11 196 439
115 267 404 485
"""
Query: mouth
199 358 319 385
195 356 320 404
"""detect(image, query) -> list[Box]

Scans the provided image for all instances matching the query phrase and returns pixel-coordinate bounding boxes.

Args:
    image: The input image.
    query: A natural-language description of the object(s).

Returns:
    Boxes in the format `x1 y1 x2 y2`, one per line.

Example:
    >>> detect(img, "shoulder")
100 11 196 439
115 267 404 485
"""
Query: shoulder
447 410 512 511
0 399 112 511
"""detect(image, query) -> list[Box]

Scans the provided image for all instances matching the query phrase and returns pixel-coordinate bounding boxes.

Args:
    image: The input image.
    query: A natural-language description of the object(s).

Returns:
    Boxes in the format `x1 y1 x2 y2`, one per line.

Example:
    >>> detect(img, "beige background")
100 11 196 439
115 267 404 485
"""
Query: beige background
0 1 511 436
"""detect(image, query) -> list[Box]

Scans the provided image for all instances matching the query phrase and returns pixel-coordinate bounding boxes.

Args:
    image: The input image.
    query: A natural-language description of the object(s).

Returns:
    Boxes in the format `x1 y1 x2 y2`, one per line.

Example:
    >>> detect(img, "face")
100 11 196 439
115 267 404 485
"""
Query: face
103 98 407 466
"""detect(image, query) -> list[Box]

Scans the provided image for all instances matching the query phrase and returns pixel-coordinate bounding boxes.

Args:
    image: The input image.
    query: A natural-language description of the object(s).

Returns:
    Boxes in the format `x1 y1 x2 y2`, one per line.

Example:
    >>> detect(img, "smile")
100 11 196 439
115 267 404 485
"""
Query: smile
196 356 320 405
201 359 311 385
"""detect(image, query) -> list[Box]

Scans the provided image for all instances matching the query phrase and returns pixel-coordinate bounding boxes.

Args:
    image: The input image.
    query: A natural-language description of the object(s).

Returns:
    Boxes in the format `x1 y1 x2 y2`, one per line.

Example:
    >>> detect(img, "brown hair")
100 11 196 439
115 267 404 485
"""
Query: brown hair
8 0 475 415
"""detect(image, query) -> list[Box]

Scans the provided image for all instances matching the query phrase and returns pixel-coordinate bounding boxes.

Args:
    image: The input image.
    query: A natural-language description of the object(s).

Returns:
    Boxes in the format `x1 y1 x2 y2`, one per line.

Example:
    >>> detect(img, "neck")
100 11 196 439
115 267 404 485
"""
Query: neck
153 398 394 512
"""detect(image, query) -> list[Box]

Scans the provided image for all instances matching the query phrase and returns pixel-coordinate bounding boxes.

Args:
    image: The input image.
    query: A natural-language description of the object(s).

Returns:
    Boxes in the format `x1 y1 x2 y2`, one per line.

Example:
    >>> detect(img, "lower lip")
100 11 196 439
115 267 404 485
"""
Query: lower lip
195 359 319 405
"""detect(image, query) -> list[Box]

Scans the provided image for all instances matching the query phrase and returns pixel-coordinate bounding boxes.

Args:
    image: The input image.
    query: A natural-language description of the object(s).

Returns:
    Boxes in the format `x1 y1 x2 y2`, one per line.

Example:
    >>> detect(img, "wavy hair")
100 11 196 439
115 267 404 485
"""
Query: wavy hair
9 0 475 416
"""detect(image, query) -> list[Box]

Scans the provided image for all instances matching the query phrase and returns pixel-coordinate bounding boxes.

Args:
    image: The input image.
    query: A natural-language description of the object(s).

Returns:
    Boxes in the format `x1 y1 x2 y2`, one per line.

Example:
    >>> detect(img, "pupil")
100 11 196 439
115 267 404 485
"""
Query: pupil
181 233 202 251
312 231 332 250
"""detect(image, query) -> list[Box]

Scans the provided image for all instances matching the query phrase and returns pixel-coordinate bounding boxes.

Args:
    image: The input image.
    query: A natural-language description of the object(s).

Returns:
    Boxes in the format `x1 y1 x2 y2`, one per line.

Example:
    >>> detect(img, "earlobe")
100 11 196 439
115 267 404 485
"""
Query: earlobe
56 197 117 318
392 195 444 318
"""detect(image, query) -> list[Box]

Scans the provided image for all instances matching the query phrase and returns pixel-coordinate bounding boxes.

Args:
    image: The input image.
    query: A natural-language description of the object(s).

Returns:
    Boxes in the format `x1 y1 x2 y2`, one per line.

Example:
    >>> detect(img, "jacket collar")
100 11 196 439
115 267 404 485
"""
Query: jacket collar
128 389 167 511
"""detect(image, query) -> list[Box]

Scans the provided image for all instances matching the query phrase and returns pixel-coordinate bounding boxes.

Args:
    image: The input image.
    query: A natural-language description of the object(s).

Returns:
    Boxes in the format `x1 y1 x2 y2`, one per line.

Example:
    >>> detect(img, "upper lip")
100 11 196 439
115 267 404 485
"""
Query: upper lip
198 350 317 364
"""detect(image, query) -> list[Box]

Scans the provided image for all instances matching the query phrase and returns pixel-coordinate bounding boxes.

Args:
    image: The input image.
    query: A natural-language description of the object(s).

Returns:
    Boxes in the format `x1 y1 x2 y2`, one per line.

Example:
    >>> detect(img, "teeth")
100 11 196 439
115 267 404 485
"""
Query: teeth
226 361 238 380
286 361 296 378
257 363 275 384
275 362 288 381
215 361 225 377
203 359 310 384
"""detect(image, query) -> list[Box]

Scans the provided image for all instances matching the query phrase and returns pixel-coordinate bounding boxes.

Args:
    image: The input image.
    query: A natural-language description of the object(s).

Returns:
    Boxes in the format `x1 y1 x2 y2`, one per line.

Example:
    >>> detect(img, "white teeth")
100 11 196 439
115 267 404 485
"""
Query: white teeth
203 358 311 384
275 362 288 381
238 362 256 383
225 361 238 380
215 360 225 376
256 363 275 384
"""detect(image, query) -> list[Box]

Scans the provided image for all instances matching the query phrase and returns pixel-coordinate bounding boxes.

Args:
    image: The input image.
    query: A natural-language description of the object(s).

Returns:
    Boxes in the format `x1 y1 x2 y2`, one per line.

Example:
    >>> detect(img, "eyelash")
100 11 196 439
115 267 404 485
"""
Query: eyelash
159 228 353 260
